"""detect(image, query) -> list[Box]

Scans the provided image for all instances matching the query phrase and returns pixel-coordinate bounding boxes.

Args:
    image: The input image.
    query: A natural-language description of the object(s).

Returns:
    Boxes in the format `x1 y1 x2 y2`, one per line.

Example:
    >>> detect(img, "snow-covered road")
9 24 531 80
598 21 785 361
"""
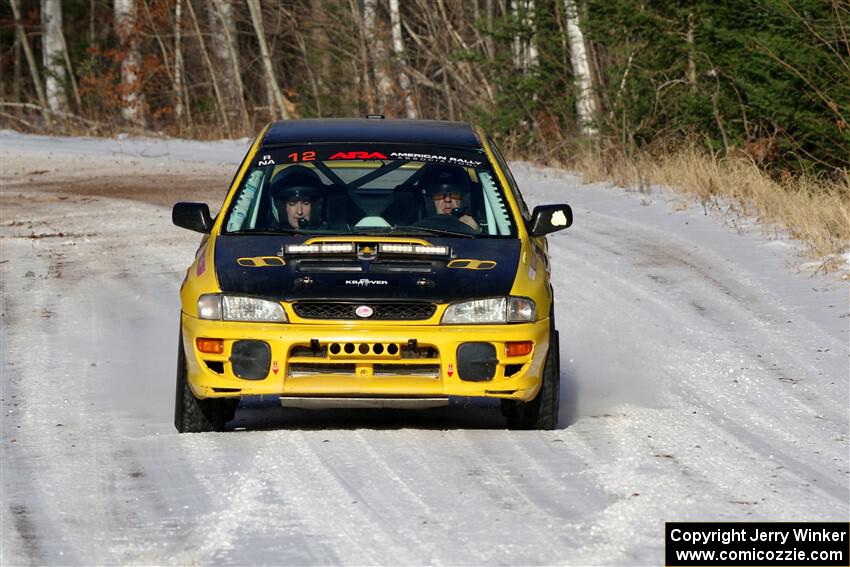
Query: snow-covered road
1 132 847 565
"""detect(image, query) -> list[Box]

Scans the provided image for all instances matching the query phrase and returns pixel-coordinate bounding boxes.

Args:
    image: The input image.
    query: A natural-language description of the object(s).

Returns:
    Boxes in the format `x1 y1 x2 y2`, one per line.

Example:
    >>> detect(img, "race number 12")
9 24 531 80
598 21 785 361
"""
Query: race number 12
288 151 316 162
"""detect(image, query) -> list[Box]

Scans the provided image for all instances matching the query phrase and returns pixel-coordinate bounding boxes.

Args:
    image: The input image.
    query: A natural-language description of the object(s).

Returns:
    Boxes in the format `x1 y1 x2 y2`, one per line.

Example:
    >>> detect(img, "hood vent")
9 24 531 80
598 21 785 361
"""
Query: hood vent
370 261 433 273
296 259 362 273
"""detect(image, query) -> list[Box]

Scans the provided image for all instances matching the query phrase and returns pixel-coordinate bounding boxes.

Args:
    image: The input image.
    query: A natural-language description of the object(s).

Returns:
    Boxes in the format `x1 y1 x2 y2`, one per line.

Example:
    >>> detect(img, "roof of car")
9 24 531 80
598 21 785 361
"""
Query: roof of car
261 118 482 149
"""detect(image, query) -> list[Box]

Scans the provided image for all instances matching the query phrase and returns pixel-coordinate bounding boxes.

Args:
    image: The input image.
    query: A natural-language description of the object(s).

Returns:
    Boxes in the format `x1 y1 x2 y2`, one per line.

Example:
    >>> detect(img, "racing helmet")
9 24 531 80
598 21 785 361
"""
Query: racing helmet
421 164 471 200
269 165 322 203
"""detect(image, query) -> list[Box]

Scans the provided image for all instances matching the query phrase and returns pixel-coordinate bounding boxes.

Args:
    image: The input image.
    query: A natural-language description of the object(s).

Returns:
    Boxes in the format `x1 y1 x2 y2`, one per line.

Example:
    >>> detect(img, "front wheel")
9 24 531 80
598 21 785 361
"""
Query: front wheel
507 329 560 430
174 332 235 433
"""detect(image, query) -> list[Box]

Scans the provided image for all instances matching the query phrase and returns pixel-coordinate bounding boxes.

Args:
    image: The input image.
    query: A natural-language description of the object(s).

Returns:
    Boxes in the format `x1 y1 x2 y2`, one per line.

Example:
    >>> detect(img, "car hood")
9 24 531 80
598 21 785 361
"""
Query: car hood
214 235 521 302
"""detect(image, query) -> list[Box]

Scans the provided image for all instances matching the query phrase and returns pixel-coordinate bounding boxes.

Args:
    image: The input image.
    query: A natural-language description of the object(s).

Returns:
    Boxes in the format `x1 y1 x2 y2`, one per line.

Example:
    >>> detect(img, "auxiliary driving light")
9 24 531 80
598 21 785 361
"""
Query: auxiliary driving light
378 243 450 256
285 243 355 254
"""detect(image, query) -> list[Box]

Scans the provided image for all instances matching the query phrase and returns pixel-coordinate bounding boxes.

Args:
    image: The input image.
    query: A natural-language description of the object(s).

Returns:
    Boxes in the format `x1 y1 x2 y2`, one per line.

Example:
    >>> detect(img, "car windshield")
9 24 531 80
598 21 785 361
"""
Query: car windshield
222 144 518 238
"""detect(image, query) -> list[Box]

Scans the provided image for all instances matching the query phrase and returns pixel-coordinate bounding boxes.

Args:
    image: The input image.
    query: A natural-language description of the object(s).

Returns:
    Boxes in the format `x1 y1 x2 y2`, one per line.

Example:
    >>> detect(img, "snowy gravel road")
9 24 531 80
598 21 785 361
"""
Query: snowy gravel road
1 133 847 565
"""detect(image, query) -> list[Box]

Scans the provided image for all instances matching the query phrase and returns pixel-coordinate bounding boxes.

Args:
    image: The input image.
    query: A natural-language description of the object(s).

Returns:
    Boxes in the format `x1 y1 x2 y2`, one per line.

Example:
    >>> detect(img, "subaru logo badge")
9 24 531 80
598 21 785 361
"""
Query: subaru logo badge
355 305 374 318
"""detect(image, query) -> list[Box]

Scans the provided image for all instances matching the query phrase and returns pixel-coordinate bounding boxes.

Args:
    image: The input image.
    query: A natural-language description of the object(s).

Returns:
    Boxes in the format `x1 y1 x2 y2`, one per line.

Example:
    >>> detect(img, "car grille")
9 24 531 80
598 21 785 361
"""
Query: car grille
293 302 436 320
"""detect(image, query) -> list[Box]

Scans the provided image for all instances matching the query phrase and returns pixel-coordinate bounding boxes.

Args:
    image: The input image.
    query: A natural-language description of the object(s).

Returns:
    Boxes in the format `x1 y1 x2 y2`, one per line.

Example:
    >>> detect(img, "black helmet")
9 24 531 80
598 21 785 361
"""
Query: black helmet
421 164 470 197
270 165 322 202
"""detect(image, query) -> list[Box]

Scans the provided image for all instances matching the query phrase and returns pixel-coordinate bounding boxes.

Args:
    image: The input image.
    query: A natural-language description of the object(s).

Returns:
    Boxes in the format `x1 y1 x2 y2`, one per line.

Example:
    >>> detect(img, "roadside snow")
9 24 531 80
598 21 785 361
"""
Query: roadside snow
1 132 847 566
1 129 250 165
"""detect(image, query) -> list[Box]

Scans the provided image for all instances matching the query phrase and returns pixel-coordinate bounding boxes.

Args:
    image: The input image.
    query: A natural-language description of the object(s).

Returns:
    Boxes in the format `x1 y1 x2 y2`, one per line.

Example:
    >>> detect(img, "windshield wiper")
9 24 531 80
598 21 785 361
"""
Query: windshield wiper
352 225 475 238
225 228 303 236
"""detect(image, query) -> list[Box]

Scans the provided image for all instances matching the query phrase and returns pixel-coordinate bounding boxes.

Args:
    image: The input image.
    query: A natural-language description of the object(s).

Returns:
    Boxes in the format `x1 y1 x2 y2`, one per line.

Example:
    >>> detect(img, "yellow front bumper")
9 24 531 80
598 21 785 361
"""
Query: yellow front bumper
181 313 551 403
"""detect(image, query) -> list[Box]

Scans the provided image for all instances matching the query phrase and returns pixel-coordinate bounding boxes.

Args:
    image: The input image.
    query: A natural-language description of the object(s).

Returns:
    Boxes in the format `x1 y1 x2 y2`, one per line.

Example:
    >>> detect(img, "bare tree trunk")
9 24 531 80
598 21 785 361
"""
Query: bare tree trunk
114 0 146 124
389 0 416 118
177 1 195 131
13 31 21 102
527 0 539 68
281 3 323 117
174 0 185 121
563 0 597 137
484 0 495 59
311 0 331 92
186 0 231 134
0 24 5 99
89 0 96 46
247 0 294 120
350 0 375 113
434 0 494 105
364 0 393 112
209 0 250 131
442 69 455 121
686 12 697 91
310 0 332 116
511 0 522 69
512 0 538 72
41 0 69 113
10 0 52 127
58 25 82 110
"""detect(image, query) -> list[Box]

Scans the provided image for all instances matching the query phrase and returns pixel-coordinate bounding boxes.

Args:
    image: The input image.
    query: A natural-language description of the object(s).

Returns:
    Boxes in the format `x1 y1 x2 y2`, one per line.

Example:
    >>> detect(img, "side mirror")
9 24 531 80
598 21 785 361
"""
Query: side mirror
529 204 573 237
173 202 213 233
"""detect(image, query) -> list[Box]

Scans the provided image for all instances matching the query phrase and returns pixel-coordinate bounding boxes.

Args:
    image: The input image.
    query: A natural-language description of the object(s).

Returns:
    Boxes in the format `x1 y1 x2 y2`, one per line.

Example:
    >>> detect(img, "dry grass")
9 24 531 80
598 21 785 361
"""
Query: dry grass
569 145 850 272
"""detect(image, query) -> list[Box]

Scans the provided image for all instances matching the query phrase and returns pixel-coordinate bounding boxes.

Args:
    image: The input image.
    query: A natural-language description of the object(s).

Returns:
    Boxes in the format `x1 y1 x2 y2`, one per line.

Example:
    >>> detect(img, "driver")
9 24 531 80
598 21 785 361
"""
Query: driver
269 166 323 229
421 164 480 231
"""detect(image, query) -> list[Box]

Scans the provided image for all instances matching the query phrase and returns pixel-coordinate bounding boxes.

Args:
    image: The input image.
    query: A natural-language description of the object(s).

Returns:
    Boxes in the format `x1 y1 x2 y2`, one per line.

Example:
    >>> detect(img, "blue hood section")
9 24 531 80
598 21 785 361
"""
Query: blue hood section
214 235 521 302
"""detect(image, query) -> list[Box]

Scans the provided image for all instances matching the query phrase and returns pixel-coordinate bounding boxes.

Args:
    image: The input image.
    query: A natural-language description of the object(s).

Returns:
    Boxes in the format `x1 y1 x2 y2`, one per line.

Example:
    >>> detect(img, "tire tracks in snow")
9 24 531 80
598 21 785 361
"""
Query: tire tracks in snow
175 429 424 565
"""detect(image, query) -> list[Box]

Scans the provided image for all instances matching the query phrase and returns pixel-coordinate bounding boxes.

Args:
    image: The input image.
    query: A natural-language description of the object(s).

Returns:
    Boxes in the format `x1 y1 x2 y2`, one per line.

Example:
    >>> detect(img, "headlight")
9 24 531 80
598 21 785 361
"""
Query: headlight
441 297 536 324
197 294 287 322
507 297 536 322
197 294 221 319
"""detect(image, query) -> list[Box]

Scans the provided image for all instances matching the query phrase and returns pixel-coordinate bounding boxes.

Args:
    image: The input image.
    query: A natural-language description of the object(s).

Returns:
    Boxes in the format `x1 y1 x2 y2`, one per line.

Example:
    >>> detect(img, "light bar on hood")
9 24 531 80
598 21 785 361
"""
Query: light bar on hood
379 243 450 256
285 242 355 254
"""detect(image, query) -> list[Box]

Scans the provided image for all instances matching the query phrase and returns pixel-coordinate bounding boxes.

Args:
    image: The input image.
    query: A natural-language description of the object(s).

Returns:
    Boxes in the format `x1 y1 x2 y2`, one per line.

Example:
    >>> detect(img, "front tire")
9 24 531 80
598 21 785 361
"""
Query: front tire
174 333 234 433
507 329 560 430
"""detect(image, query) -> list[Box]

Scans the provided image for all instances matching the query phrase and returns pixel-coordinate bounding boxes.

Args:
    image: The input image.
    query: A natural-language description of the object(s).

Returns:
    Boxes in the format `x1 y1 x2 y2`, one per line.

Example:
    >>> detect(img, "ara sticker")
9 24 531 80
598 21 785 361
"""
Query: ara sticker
257 154 275 166
447 363 454 377
272 361 279 375
328 151 388 160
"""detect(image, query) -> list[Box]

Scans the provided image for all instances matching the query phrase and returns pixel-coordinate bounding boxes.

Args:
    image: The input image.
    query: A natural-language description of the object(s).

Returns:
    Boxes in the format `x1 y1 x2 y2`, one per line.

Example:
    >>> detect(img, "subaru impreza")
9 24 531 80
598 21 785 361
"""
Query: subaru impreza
172 118 572 432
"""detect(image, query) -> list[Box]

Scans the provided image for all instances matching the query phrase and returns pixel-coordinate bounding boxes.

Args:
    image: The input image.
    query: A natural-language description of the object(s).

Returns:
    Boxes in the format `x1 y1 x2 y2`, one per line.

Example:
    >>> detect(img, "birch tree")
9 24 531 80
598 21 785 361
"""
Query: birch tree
114 0 145 124
350 0 375 112
41 0 69 113
563 0 597 137
209 0 250 130
246 0 294 120
512 0 538 72
173 0 185 121
364 0 393 112
388 0 416 118
686 11 697 90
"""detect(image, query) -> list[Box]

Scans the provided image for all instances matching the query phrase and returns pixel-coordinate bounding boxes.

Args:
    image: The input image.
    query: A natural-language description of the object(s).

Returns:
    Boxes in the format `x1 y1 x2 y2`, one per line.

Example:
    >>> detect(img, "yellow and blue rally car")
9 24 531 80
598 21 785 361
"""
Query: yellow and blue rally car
172 118 572 432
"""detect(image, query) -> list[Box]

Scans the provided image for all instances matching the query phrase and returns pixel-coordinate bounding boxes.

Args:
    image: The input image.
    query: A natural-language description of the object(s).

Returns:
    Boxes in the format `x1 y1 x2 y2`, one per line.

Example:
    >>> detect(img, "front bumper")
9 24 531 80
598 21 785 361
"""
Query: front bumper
180 313 551 403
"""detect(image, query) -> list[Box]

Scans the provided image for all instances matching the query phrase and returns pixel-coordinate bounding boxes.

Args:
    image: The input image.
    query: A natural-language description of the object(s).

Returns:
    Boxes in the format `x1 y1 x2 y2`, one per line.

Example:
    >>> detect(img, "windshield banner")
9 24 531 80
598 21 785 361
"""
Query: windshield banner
252 145 487 169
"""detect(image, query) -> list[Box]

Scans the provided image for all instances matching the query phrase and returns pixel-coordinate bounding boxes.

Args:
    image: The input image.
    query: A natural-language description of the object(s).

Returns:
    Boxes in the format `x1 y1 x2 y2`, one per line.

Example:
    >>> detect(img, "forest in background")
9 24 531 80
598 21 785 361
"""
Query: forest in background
2 0 848 178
